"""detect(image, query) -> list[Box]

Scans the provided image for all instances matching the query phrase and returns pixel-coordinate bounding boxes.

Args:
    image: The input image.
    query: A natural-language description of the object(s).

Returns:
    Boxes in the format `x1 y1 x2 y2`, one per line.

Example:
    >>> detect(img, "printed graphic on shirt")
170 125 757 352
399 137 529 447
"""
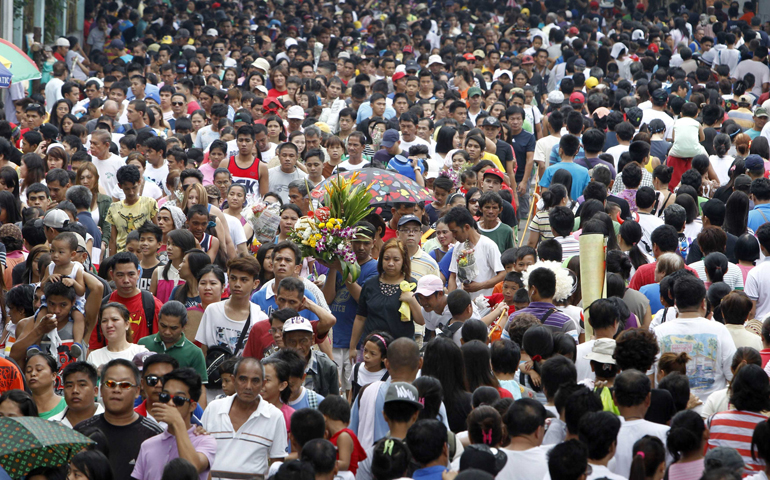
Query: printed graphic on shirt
659 333 720 391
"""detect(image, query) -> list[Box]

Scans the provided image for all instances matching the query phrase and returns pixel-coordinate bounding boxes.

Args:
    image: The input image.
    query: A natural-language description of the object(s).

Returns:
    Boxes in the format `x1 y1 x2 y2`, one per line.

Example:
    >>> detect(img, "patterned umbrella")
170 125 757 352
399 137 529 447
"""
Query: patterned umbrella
0 40 41 84
0 417 95 479
311 168 432 205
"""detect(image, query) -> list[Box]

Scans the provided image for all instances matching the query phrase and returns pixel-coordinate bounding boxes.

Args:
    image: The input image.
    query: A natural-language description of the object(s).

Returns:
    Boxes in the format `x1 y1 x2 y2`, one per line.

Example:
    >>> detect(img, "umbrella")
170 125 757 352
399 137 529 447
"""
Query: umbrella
0 417 95 479
0 62 11 89
0 39 41 85
311 168 432 205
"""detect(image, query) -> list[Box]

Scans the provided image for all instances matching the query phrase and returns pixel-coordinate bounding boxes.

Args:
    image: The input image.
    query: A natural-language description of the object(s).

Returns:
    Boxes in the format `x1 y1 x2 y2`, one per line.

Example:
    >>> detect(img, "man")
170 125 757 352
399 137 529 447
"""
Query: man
107 165 159 254
746 223 770 319
397 215 440 280
45 168 71 207
75 359 164 480
608 370 671 477
89 129 126 199
747 178 770 233
132 368 217 480
337 132 371 171
495 399 550 480
268 142 307 203
577 411 625 480
66 186 102 261
445 207 505 299
126 100 154 137
45 62 68 113
50 361 104 428
509 267 577 334
629 226 697 290
91 252 161 350
143 136 169 194
196 256 268 357
747 108 768 140
405 420 449 480
508 106 536 220
321 222 379 395
731 46 770 98
138 301 208 397
201 357 288 478
281 317 338 397
482 116 515 178
134 354 180 421
287 180 311 216
220 125 270 200
575 300 619 383
398 113 429 152
193 102 227 150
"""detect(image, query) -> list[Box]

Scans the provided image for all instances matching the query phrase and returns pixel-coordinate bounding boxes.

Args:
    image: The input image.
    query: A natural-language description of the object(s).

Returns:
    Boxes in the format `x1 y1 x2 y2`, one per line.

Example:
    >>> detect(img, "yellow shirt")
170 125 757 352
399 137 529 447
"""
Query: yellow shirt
482 152 506 171
106 196 159 252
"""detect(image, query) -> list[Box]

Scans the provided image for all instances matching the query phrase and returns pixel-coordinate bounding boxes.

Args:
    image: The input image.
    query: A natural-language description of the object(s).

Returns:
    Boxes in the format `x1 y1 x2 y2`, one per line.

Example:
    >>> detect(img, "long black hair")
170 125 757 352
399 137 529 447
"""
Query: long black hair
174 249 212 303
162 229 197 281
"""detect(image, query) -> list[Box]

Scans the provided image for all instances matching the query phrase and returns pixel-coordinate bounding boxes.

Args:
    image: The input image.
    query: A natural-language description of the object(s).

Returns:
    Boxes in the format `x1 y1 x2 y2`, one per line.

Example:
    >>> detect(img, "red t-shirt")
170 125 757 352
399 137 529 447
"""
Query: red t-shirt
242 318 326 359
187 100 201 115
88 291 162 350
381 225 397 243
0 357 24 394
628 261 698 291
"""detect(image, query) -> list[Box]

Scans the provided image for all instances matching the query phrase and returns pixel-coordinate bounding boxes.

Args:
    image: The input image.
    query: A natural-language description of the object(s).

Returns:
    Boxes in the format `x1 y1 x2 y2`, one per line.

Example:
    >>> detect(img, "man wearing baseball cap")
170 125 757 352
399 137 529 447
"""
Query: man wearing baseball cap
748 108 768 140
481 116 515 177
376 130 425 185
397 215 440 282
479 167 518 229
282 316 339 397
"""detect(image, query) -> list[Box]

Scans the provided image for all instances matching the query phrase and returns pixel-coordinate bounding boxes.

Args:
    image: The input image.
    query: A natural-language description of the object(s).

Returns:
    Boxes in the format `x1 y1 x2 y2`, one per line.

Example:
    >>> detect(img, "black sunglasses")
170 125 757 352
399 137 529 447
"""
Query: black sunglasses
144 374 161 386
159 392 192 407
171 102 185 106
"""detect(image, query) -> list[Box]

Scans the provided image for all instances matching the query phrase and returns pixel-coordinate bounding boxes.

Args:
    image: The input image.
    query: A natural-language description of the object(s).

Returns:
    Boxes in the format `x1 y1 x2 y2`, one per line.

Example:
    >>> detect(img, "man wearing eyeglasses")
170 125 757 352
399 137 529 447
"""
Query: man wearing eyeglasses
133 353 203 425
281 316 339 397
132 368 217 480
75 358 164 480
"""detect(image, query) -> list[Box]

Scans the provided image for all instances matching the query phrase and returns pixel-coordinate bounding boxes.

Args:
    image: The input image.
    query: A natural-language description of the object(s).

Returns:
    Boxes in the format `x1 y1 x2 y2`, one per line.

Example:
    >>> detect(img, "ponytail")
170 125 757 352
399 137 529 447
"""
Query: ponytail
704 252 728 284
542 184 568 210
629 436 666 480
713 133 731 158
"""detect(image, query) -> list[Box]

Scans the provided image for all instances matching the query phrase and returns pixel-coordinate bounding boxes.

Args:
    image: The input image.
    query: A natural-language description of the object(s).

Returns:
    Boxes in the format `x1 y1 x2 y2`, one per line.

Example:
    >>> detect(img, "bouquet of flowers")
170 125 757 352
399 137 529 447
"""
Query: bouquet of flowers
456 241 478 285
289 173 373 282
244 200 281 245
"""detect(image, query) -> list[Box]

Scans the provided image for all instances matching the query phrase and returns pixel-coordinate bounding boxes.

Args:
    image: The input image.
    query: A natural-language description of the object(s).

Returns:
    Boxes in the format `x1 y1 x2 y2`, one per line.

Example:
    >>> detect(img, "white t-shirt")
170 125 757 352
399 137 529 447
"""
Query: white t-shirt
91 153 125 199
496 446 550 480
337 159 369 172
637 213 664 256
449 235 504 299
652 317 737 401
606 144 629 170
142 180 163 200
145 161 169 194
575 339 596 383
86 343 149 369
701 387 729 419
709 155 735 185
267 166 307 203
195 301 268 355
746 258 770 319
609 418 671 478
45 78 64 113
224 213 247 247
588 464 628 480
641 109 674 141
534 135 560 169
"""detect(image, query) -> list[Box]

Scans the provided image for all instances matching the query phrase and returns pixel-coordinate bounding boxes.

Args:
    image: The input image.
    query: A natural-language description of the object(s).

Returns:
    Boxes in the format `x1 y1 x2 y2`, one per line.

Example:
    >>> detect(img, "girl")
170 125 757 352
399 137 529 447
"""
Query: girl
0 166 21 210
151 229 196 303
349 331 392 401
201 140 227 185
48 99 73 132
433 126 460 168
466 405 505 449
224 184 252 232
189 110 208 147
289 130 306 159
735 233 760 282
325 135 345 176
462 340 513 399
748 421 770 480
465 187 482 218
187 264 224 339
0 390 37 417
266 116 286 145
618 220 651 272
171 249 211 309
519 325 554 400
276 204 301 243
24 353 64 419
701 346 761 418
714 158 746 204
422 337 471 434
256 243 276 287
450 150 470 173
19 153 46 204
723 191 751 237
629 436 666 480
652 165 676 216
527 184 569 247
45 145 69 171
658 352 690 377
86 303 148 370
704 252 728 289
59 114 77 138
666 410 708 479
67 450 113 480
155 204 184 263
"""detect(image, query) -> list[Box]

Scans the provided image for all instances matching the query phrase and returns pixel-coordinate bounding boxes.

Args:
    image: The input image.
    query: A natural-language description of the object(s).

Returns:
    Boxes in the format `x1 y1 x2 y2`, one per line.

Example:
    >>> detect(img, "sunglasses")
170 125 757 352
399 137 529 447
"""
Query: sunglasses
144 374 161 386
171 102 185 106
159 392 192 406
103 380 136 390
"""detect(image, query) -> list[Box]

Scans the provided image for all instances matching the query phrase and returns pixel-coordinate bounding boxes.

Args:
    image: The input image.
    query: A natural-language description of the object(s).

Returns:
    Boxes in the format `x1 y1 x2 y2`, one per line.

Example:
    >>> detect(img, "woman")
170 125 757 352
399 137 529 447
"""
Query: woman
364 118 387 157
266 116 286 145
189 110 208 147
19 153 46 204
261 357 294 436
0 166 21 210
147 105 172 138
723 190 751 236
244 72 264 93
46 145 69 171
666 410 707 479
0 390 38 417
20 245 49 285
155 204 185 263
48 99 73 132
67 450 113 480
126 153 163 200
276 204 301 243
462 340 513 399
86 303 148 370
267 66 289 98
422 336 472 433
186 264 224 339
25 352 66 419
348 239 423 361
171 249 211 309
652 165 676 216
224 184 254 239
427 218 454 281
256 243 276 287
76 163 112 251
618 220 651 272
152 229 196 303
733 133 751 163
714 158 746 204
465 187 482 218
707 364 770 476
432 126 460 171
700 346 761 418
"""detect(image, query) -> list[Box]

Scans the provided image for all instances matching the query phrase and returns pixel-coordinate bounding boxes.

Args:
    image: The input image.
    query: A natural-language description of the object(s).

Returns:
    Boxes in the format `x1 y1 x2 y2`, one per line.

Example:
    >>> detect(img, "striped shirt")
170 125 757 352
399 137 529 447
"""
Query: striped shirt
611 167 654 195
509 301 576 334
707 410 768 476
555 235 581 261
410 248 440 281
690 260 745 291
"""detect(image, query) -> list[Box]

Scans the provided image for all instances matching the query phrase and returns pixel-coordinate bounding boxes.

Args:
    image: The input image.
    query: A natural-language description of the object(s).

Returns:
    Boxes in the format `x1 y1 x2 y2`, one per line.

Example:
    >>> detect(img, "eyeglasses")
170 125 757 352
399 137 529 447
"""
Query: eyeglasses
268 327 283 335
171 102 185 106
182 184 190 191
468 198 479 204
144 374 161 386
399 228 421 236
159 392 192 406
103 380 136 390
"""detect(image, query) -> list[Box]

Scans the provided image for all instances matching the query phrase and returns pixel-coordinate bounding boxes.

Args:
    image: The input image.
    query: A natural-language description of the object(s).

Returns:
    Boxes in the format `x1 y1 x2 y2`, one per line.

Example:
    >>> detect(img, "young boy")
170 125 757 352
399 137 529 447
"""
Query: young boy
491 338 534 399
125 230 141 258
478 192 515 254
425 176 453 225
273 347 325 411
459 169 477 194
268 141 307 203
304 150 325 186
441 289 474 346
186 205 220 263
513 289 530 310
143 136 169 194
106 164 159 254
550 207 580 261
221 125 270 201
514 246 537 272
217 356 238 398
539 134 591 201
493 248 518 294
39 232 87 355
318 395 366 475
137 221 162 293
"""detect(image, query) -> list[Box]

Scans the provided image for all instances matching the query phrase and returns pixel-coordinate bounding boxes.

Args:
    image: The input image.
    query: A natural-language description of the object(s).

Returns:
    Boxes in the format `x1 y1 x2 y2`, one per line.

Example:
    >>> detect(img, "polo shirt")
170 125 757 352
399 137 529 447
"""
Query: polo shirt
132 425 218 480
629 261 698 290
509 301 576 333
201 395 288 477
410 248 440 281
138 333 208 382
747 203 770 233
510 130 537 183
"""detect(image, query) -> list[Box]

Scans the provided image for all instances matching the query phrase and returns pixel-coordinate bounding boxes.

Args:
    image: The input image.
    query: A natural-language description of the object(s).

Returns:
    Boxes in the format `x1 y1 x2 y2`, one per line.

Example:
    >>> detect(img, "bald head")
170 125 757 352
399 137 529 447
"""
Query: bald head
103 100 119 117
386 338 421 373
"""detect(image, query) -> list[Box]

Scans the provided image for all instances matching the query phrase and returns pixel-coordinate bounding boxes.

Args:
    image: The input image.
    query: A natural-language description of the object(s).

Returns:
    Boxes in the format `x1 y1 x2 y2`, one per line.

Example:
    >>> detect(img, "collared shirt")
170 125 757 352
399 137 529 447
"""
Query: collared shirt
49 403 104 428
132 425 218 480
412 465 447 480
201 395 288 477
611 167 654 194
410 248 440 281
509 301 576 333
138 333 208 382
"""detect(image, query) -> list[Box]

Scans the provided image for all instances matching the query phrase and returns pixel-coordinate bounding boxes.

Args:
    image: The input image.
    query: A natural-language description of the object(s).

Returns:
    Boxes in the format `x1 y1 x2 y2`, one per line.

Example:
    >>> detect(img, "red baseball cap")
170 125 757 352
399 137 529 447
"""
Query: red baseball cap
590 0 599 7
463 52 476 61
569 92 585 104
568 26 579 35
392 71 407 82
403 45 414 54
521 55 534 65
483 168 505 182
648 43 659 53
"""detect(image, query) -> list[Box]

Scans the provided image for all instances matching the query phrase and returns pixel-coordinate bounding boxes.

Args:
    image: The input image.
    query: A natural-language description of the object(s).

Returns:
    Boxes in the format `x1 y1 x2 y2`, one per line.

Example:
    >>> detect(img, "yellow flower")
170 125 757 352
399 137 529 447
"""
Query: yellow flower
319 222 326 229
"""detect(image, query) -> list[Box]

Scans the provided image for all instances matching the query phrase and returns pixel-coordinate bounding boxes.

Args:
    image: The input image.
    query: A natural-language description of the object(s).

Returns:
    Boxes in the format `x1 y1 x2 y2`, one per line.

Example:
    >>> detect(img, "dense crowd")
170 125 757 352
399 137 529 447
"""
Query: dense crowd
2 0 770 479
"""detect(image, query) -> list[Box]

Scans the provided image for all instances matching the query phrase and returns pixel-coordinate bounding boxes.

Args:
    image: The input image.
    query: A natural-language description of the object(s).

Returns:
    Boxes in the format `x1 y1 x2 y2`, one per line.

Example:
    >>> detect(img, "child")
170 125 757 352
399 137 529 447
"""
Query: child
349 331 391 401
667 101 707 188
143 136 169 193
186 204 220 263
218 356 238 398
124 230 141 258
514 246 537 272
459 168 477 194
488 271 523 308
323 135 345 176
201 140 227 186
304 150 325 186
39 232 87 356
491 339 533 399
137 221 162 293
441 290 475 346
493 248 518 294
425 177 453 225
512 289 530 310
318 395 367 475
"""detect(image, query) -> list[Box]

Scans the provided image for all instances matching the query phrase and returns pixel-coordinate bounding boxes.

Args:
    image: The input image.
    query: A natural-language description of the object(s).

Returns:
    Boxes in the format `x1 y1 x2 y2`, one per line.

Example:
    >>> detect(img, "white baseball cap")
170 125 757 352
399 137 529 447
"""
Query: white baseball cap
55 38 70 47
287 105 305 120
283 317 314 334
428 54 445 67
206 28 218 37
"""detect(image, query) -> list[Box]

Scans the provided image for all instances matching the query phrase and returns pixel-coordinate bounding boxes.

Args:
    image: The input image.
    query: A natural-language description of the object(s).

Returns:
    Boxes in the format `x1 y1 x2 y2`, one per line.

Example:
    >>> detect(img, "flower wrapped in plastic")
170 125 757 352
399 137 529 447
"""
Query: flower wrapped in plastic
456 241 478 285
244 200 281 245
288 174 373 282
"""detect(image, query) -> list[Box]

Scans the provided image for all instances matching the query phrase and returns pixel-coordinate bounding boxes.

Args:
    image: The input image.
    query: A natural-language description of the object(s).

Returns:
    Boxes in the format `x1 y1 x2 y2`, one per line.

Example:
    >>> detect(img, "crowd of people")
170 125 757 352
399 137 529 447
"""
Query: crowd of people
1 0 770 479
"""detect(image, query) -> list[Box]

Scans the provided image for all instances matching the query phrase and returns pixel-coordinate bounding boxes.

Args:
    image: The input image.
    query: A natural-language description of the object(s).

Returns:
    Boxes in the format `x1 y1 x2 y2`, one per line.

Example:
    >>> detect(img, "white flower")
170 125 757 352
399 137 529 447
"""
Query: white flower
522 261 575 302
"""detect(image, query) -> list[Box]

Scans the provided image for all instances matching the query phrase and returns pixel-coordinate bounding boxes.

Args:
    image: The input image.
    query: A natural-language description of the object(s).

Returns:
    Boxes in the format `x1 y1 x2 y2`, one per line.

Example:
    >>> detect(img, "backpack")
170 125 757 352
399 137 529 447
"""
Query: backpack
438 322 464 340
98 291 156 344
205 311 251 389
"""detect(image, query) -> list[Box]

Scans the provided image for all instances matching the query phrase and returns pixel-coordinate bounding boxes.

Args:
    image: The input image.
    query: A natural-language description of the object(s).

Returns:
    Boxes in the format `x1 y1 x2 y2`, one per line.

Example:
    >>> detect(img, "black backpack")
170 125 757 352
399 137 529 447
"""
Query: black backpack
205 312 251 390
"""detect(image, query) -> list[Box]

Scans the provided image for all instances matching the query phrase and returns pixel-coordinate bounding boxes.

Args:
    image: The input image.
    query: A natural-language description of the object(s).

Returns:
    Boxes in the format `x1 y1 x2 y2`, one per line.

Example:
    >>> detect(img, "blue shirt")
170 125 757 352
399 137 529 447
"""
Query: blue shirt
412 466 448 480
539 161 591 201
549 143 585 166
126 83 160 101
640 283 663 315
77 211 101 248
355 101 397 124
387 155 424 181
432 246 454 285
748 203 770 233
331 259 378 348
250 285 319 320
